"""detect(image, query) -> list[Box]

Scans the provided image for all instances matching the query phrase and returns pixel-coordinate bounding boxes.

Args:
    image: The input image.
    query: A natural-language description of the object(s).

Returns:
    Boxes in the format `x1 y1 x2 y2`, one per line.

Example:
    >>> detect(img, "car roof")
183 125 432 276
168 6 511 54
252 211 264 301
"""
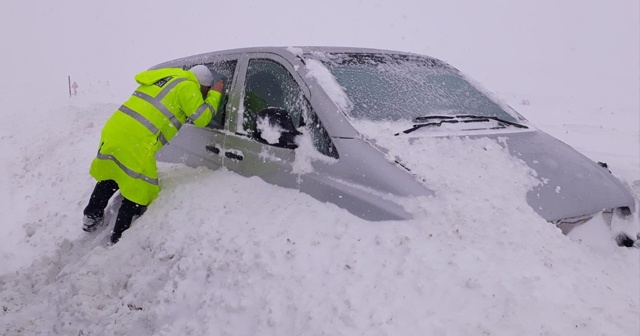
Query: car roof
151 46 441 70
191 46 421 57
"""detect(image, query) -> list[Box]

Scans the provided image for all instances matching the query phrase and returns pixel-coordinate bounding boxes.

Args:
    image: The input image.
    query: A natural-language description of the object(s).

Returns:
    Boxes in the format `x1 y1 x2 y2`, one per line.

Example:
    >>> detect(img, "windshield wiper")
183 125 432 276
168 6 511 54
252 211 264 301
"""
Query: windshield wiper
454 115 528 129
395 118 473 135
413 115 457 123
395 114 528 136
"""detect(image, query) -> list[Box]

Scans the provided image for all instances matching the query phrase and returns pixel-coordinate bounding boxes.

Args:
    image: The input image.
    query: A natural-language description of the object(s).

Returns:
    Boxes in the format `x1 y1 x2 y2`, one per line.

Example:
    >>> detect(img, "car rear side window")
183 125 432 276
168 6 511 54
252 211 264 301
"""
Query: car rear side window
185 60 237 128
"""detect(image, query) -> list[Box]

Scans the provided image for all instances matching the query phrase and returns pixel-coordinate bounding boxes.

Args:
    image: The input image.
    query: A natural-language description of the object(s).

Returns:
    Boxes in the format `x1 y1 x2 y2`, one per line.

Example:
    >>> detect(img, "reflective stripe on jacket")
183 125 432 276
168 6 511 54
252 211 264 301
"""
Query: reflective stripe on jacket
90 68 223 206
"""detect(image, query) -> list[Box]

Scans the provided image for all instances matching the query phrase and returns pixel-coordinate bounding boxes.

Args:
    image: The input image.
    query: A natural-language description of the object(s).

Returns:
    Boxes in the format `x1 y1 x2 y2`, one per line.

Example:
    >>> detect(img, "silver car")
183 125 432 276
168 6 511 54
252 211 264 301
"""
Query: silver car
154 47 636 244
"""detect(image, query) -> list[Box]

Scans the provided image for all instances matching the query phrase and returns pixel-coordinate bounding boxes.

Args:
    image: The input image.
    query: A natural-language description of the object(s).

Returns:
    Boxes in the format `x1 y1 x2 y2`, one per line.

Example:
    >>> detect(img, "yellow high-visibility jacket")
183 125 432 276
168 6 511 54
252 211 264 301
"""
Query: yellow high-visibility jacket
90 68 222 206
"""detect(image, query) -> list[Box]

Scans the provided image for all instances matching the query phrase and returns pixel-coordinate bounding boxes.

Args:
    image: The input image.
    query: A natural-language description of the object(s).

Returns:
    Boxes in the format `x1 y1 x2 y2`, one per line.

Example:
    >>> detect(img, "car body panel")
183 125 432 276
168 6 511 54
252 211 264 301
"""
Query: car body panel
312 137 433 198
496 130 635 220
154 46 636 228
224 132 298 189
157 124 226 170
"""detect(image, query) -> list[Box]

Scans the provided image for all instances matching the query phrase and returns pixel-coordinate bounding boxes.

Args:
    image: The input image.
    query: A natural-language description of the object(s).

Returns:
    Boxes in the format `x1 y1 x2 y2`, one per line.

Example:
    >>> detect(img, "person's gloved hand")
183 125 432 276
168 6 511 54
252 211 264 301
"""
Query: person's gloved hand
209 68 225 93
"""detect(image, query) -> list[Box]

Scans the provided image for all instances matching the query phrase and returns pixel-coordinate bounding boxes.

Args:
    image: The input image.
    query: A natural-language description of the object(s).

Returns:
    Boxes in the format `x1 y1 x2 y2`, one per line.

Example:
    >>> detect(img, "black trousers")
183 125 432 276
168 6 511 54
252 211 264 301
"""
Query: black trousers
84 180 146 244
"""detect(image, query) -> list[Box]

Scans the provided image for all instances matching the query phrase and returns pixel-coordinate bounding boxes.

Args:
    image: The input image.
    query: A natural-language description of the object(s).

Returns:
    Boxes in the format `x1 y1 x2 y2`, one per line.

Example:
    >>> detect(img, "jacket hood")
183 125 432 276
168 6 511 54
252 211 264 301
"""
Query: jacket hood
134 68 199 86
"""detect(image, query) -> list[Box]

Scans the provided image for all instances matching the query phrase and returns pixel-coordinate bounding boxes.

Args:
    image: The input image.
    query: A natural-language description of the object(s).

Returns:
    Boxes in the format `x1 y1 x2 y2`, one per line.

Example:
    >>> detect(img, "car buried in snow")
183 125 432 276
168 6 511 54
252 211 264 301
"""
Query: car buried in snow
154 46 637 246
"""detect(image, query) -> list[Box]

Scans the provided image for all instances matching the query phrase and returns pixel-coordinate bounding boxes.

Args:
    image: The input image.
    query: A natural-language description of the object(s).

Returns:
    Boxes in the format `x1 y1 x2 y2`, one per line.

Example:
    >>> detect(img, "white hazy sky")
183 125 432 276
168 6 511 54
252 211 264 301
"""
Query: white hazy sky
0 0 638 107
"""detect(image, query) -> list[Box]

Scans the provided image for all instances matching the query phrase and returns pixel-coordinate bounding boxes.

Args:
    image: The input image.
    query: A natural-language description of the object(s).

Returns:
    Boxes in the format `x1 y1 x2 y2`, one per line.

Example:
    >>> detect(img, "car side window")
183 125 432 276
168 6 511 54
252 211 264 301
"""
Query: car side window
241 58 338 159
242 59 305 137
186 60 237 128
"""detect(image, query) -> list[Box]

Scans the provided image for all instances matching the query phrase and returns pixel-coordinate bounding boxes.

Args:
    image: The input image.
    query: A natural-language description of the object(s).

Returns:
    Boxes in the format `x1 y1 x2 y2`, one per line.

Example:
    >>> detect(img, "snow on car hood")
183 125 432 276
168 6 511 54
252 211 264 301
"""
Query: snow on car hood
490 130 636 221
358 129 545 224
353 120 635 222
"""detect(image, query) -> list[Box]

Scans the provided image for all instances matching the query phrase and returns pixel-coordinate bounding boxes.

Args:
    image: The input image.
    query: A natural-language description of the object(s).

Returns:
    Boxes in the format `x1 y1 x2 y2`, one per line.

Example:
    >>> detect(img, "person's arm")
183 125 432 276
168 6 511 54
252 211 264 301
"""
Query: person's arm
178 80 224 127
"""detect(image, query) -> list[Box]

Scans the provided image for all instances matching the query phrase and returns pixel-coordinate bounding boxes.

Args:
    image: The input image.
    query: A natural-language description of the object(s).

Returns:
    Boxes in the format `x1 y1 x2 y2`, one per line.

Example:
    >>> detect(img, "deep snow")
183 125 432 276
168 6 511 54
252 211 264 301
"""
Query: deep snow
1 0 639 335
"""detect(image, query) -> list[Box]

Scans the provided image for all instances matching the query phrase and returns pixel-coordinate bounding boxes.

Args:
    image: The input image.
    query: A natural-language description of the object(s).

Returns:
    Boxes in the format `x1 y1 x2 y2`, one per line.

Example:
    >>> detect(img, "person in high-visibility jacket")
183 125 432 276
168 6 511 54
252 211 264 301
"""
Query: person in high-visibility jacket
82 65 224 244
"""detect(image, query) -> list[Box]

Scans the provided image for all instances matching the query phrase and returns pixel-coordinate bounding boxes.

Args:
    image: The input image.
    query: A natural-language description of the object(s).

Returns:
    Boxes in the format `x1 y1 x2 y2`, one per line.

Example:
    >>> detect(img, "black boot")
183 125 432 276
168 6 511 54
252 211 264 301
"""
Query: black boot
110 198 146 244
83 180 119 232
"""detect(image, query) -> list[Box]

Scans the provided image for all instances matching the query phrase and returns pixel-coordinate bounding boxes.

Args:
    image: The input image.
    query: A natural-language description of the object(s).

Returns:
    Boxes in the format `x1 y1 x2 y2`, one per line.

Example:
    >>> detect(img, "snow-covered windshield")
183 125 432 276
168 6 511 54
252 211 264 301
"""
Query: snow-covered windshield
310 53 519 123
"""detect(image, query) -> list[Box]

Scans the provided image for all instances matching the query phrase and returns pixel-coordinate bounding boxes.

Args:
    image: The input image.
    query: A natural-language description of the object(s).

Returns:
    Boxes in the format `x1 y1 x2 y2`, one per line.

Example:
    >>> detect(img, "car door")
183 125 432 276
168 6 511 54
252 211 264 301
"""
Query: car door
222 53 310 190
156 56 240 170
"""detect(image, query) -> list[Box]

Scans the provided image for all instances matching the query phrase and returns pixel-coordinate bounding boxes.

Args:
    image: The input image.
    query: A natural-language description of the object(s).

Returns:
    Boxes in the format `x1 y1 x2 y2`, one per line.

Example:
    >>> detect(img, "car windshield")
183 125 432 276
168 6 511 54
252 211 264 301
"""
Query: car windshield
310 52 520 123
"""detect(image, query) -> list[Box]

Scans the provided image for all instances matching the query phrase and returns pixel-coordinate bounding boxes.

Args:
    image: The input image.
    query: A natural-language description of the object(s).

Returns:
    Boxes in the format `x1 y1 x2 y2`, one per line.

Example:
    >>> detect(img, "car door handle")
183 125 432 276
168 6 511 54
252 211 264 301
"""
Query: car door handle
205 145 220 154
225 151 243 161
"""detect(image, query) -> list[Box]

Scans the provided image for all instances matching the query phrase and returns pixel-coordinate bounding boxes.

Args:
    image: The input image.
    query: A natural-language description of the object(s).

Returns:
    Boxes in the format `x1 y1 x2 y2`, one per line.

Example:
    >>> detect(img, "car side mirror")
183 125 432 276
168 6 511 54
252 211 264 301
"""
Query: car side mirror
253 108 301 149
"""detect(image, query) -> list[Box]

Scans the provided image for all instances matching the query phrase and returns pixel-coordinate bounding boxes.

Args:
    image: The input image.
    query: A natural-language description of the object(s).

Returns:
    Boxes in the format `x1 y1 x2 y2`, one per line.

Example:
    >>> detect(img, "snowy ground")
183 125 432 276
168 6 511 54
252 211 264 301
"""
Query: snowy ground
1 0 639 335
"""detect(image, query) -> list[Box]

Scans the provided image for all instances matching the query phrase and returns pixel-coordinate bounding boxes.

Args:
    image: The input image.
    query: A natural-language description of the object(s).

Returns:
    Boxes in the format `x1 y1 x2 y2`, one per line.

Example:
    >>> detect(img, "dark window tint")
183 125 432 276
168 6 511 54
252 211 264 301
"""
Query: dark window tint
242 59 306 136
207 60 237 127
242 59 338 158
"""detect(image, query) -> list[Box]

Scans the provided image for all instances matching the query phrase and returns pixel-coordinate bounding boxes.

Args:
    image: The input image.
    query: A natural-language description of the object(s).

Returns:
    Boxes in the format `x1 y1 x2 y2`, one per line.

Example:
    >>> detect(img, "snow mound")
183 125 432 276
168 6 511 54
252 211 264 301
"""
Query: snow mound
1 159 638 335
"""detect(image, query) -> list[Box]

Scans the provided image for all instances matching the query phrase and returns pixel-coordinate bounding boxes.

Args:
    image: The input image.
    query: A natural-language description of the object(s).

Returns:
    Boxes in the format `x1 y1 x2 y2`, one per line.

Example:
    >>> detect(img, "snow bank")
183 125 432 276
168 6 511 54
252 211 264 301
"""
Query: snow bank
2 163 639 335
